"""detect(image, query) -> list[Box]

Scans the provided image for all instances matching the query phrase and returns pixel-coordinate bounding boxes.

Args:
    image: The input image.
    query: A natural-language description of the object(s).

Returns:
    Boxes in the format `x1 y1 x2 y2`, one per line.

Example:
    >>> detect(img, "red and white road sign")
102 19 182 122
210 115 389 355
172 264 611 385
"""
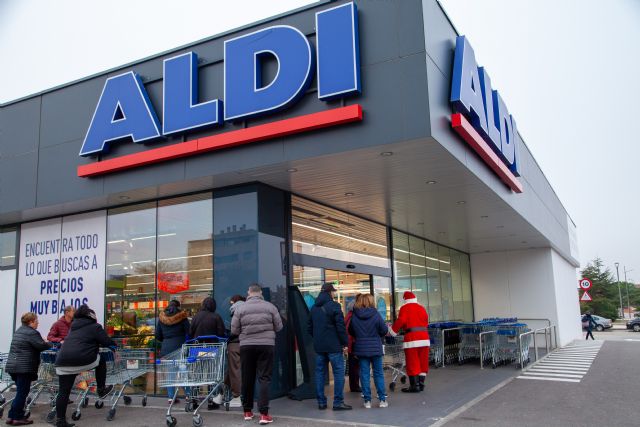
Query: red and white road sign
579 278 592 290
580 291 592 302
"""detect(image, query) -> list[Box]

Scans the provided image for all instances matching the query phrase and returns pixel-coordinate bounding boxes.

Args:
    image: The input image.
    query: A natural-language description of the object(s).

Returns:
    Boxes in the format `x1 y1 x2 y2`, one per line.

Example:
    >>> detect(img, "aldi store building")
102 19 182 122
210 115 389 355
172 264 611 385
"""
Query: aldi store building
0 0 582 397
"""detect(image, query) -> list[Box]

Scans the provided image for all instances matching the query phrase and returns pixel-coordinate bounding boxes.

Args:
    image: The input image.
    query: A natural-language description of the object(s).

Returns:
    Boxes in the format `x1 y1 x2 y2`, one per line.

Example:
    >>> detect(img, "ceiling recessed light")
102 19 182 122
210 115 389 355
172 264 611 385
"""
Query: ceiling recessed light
345 192 354 197
380 151 393 156
456 200 466 205
287 168 297 173
426 180 437 185
119 195 130 201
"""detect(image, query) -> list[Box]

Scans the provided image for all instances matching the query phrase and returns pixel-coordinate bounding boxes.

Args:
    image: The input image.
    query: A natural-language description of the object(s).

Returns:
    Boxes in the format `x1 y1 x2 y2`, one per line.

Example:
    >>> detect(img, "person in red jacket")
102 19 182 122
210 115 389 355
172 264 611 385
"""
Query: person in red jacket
47 306 75 343
390 291 429 393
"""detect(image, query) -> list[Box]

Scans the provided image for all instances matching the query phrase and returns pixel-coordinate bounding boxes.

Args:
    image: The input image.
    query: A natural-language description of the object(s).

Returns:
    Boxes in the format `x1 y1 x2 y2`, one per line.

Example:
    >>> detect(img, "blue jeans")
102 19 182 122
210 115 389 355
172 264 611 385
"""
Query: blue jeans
359 355 386 402
8 374 32 420
314 352 345 407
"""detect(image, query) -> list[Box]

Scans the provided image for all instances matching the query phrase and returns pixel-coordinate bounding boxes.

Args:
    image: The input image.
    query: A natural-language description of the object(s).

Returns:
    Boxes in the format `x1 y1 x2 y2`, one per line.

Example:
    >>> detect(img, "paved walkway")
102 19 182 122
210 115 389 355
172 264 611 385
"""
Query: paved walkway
440 337 640 427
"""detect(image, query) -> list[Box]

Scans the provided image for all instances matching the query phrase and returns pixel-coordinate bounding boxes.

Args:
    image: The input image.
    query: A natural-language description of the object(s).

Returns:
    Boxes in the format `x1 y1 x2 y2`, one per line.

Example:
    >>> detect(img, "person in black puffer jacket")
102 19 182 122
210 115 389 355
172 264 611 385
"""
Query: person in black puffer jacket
190 297 225 342
5 312 51 426
307 283 350 411
156 300 190 402
348 293 389 408
54 304 116 427
189 297 225 407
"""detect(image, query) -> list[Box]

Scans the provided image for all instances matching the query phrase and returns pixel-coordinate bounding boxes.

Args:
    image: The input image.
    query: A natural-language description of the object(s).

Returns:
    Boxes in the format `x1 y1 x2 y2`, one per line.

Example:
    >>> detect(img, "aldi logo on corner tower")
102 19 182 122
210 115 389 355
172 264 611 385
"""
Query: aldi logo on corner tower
450 36 523 193
78 2 361 177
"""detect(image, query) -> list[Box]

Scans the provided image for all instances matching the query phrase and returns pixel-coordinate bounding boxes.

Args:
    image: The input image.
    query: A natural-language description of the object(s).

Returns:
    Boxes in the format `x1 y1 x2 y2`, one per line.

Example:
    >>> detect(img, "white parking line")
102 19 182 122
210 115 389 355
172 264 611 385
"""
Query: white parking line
517 376 581 383
524 371 583 378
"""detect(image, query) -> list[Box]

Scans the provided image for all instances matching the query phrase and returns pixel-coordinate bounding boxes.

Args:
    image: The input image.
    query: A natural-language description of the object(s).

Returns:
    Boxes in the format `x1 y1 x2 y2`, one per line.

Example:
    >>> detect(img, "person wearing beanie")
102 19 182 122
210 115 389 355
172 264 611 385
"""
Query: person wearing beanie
389 291 430 393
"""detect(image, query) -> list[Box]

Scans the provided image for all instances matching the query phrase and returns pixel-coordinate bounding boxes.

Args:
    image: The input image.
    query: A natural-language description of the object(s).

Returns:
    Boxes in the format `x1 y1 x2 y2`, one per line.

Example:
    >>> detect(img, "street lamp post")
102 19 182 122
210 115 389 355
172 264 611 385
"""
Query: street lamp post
615 262 623 319
624 267 633 318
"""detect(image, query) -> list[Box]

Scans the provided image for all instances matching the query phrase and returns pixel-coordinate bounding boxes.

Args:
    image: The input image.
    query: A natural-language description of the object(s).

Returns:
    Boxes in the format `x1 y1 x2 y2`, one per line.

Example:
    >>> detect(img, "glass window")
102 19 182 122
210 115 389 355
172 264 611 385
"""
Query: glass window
408 236 428 309
392 231 411 317
0 229 17 268
439 246 453 321
213 191 258 328
425 241 442 322
392 230 472 323
157 194 213 317
373 276 392 322
292 196 389 269
460 254 473 321
105 202 157 344
451 250 464 321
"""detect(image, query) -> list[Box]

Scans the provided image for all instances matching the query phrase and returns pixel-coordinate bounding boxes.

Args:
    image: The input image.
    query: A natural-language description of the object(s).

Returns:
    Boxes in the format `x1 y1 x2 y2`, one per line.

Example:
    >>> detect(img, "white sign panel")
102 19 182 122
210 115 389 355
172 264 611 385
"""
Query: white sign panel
16 218 63 336
16 212 107 337
60 211 107 327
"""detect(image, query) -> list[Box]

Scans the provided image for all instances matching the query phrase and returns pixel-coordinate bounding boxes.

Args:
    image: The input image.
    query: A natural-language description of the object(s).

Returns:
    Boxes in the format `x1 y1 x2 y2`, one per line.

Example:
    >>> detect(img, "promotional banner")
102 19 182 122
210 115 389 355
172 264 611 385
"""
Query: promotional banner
16 218 63 336
16 211 106 336
60 211 107 328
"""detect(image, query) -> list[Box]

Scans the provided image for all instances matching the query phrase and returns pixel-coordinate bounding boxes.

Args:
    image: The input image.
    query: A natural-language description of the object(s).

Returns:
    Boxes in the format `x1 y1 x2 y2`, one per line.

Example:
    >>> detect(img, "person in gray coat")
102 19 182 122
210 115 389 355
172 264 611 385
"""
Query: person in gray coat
231 284 283 425
5 312 51 426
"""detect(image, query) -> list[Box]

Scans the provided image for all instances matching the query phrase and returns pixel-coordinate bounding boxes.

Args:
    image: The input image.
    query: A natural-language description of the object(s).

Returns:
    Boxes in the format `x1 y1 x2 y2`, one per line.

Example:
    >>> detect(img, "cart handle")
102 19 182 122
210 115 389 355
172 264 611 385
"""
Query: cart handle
185 335 228 344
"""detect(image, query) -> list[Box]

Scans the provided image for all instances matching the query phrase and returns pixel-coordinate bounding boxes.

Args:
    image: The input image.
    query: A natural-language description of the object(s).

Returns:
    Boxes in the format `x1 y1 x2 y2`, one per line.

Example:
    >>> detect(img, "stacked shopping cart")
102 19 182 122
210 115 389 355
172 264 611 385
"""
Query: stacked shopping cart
156 336 227 427
493 323 532 368
428 322 461 367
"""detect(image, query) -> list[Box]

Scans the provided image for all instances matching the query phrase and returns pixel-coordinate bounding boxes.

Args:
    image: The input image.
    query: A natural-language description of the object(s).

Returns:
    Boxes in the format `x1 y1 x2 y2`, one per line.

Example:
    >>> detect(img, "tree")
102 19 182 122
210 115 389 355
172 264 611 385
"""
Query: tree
579 258 620 320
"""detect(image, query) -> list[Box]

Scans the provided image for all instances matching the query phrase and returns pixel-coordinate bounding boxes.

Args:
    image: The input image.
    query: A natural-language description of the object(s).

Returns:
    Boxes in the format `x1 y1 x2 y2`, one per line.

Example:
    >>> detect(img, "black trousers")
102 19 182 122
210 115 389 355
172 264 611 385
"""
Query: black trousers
348 354 360 392
8 373 32 420
240 345 274 415
56 356 107 419
585 329 595 340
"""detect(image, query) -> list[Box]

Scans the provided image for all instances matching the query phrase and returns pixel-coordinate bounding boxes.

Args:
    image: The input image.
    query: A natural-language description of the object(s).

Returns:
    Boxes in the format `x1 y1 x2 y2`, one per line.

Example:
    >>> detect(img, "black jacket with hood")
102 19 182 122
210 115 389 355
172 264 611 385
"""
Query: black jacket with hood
190 297 225 342
307 291 348 354
55 312 115 367
156 306 190 356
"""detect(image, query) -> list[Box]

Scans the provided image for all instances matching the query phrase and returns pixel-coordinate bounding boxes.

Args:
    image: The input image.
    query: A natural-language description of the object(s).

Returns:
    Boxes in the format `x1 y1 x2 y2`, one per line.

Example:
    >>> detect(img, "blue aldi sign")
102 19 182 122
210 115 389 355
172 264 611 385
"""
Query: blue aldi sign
80 2 361 157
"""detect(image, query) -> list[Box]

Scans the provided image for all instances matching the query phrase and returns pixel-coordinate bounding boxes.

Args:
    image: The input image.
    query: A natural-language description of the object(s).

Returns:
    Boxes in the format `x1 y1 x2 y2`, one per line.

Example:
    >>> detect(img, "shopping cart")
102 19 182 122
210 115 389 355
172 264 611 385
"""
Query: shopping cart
61 347 154 422
0 353 14 418
457 321 499 365
492 323 531 368
156 336 228 427
428 322 461 367
382 335 406 392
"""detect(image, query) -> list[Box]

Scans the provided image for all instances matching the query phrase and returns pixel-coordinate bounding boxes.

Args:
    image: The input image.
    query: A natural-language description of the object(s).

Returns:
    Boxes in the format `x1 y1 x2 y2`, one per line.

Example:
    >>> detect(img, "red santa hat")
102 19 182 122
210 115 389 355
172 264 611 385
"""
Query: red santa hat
403 291 416 300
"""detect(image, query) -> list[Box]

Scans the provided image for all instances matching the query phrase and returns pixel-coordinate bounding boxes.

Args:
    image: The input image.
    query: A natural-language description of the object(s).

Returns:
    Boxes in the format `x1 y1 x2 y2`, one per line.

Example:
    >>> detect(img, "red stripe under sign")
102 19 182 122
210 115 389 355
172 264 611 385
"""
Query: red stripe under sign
78 104 363 177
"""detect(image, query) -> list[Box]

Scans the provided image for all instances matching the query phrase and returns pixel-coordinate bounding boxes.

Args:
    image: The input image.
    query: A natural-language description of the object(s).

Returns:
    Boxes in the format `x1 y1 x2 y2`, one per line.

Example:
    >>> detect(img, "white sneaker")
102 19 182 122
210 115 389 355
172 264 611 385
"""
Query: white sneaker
212 393 223 404
379 400 388 408
229 396 242 408
364 401 371 409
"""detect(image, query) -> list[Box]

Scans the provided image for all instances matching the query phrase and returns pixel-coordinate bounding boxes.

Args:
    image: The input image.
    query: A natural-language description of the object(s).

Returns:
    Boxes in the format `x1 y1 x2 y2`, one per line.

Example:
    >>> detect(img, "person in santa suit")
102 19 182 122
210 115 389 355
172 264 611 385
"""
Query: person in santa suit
389 291 429 393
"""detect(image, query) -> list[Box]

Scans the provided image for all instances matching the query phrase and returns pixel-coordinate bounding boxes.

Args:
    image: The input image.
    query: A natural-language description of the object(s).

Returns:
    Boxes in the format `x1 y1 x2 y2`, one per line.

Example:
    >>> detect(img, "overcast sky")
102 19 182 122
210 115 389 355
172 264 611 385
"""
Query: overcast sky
0 0 638 281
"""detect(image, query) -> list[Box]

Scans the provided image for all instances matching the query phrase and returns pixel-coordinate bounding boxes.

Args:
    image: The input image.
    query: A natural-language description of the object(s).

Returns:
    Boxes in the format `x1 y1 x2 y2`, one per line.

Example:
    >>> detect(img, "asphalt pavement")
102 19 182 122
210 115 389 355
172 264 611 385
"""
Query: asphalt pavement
440 329 640 427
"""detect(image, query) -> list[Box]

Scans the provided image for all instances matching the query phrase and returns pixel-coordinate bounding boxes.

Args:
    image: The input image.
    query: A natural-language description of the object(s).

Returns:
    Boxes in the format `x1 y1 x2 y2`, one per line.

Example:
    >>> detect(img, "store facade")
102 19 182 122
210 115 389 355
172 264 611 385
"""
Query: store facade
0 0 581 396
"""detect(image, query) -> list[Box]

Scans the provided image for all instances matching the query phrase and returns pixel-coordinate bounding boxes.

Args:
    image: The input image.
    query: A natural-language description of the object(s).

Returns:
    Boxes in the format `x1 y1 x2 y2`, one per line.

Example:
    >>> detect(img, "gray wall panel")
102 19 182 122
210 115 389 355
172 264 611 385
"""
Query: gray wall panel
0 152 38 212
0 97 40 157
36 140 104 206
39 79 104 148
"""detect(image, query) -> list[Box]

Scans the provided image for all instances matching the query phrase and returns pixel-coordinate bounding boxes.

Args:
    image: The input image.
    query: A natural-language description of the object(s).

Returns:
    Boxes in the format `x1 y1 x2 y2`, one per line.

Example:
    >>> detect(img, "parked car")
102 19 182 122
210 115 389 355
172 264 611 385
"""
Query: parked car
626 317 640 332
581 314 612 332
